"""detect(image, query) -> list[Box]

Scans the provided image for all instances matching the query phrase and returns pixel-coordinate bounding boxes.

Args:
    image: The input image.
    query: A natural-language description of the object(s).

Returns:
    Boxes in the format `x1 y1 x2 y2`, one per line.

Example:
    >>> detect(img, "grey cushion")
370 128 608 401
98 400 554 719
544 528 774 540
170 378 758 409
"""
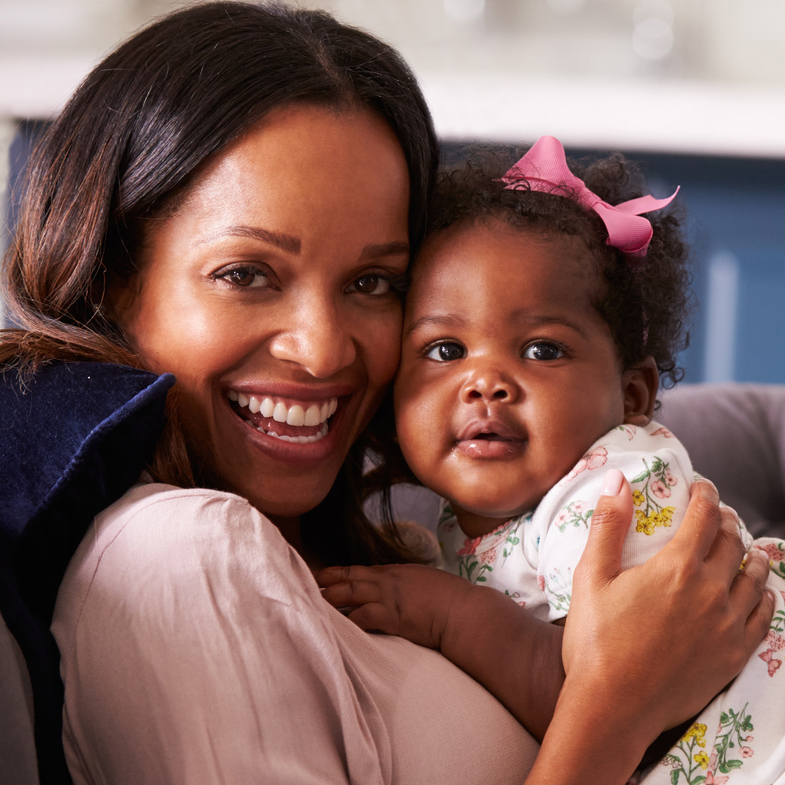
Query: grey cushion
0 614 38 785
658 383 785 538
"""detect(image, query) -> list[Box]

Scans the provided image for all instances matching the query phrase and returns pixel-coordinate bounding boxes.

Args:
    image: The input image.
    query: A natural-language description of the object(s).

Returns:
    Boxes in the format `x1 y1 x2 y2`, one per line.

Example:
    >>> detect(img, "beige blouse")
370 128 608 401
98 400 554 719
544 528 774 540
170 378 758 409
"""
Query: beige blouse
52 483 538 784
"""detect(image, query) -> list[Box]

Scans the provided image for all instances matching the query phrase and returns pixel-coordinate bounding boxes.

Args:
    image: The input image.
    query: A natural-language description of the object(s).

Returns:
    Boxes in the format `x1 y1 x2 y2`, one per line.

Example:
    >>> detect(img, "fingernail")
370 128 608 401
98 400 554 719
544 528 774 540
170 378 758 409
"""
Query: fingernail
693 477 719 495
601 469 624 496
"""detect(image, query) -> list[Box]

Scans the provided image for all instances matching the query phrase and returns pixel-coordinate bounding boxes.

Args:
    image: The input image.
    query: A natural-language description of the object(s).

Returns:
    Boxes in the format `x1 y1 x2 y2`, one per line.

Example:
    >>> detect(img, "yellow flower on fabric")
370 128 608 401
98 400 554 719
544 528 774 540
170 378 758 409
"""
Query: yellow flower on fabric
693 751 709 769
681 722 708 746
635 507 676 535
632 490 645 506
635 513 657 535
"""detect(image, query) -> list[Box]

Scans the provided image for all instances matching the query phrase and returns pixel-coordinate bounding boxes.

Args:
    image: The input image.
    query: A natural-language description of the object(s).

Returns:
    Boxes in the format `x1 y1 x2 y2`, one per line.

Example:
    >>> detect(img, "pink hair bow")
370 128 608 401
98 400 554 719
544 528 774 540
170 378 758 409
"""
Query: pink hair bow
500 135 679 259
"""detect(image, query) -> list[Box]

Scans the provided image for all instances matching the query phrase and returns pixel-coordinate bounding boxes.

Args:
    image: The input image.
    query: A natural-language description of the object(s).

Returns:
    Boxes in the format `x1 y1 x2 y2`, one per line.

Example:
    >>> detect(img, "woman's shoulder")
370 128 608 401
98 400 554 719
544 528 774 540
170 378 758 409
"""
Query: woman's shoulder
88 480 296 574
54 481 306 644
91 480 267 546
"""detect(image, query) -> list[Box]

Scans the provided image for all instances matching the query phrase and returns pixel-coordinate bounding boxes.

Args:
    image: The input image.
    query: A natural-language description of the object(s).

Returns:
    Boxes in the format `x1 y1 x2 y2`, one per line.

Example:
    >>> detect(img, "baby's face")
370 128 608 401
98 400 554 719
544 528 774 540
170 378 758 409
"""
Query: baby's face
394 218 638 537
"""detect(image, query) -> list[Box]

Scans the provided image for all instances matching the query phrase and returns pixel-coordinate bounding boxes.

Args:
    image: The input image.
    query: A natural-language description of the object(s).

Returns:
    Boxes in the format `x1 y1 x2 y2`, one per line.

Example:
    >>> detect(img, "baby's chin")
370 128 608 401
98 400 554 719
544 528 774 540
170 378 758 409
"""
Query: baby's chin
449 497 541 539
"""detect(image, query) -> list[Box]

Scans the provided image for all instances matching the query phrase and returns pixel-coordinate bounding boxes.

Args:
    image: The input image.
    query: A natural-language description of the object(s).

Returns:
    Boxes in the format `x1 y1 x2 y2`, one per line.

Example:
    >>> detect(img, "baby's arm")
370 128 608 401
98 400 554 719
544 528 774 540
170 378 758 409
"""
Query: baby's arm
319 561 564 741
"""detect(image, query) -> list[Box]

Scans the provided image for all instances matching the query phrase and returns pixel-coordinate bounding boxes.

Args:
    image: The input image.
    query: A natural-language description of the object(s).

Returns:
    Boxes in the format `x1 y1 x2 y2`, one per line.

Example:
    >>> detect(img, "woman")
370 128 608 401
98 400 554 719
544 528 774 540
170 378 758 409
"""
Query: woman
0 3 772 784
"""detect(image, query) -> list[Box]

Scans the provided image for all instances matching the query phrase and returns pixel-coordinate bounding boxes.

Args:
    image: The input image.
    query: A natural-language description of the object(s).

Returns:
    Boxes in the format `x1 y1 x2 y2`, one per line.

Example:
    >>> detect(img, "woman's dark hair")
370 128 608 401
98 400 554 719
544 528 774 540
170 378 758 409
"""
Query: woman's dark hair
425 146 691 387
1 1 438 565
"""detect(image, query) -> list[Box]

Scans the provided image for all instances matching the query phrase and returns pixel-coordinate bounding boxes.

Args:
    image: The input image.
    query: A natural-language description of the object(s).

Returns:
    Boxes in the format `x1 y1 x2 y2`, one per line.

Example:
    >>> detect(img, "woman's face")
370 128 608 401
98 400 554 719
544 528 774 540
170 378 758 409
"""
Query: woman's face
114 104 410 523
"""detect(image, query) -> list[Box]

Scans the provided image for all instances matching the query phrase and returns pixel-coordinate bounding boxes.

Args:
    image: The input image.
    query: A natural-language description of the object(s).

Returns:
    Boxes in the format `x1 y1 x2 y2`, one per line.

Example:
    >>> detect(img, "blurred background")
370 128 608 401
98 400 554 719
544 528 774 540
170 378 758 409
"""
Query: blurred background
1 0 784 383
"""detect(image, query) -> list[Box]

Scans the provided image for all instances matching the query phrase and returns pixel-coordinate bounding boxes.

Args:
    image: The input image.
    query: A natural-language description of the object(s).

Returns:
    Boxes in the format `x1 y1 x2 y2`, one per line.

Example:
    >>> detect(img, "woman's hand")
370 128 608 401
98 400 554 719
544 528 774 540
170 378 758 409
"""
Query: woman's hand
564 471 772 732
526 471 774 785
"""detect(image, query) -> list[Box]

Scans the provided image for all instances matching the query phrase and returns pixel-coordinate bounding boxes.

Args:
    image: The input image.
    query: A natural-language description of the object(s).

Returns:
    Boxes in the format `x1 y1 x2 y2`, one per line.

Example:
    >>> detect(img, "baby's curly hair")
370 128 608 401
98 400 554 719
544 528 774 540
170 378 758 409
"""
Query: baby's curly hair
425 146 692 387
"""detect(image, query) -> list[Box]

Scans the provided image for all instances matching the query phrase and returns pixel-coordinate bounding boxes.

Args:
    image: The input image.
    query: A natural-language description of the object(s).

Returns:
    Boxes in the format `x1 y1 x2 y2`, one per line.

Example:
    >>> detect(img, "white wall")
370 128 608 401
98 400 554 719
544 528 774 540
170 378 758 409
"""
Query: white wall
0 0 784 157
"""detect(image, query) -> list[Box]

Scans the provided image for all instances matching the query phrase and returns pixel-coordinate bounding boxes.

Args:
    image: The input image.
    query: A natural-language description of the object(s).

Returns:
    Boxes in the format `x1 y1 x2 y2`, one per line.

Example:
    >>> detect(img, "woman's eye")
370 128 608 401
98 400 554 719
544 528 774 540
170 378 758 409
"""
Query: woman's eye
425 342 465 362
216 266 270 288
523 342 564 361
348 274 391 296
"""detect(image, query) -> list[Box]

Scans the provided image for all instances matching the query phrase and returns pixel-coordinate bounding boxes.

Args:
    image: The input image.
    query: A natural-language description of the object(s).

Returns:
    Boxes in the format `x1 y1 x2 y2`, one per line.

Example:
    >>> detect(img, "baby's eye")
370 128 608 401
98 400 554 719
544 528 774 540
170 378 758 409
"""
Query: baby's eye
425 342 466 362
215 266 271 289
347 274 391 296
523 342 564 361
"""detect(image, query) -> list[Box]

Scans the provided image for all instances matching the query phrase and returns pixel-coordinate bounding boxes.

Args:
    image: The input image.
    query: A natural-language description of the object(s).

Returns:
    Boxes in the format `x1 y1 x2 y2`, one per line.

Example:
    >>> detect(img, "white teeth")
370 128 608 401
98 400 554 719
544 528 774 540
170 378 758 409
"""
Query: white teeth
229 391 338 428
286 405 305 426
259 423 329 443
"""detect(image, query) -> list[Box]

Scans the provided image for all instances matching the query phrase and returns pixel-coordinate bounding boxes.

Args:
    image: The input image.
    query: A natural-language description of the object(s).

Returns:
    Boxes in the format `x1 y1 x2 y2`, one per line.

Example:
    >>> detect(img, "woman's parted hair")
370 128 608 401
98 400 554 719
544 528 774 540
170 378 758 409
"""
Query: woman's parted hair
1 1 438 566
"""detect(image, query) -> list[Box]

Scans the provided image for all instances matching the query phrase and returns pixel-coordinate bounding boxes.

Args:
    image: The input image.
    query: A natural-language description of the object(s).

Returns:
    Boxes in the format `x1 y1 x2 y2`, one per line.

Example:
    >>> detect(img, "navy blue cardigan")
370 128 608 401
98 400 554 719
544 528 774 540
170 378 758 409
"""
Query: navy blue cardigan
0 363 174 785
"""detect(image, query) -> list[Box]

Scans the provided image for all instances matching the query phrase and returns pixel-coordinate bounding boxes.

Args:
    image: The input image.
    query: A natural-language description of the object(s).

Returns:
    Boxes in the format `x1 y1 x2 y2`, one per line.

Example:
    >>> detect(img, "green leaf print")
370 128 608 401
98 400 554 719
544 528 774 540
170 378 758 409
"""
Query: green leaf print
458 557 493 584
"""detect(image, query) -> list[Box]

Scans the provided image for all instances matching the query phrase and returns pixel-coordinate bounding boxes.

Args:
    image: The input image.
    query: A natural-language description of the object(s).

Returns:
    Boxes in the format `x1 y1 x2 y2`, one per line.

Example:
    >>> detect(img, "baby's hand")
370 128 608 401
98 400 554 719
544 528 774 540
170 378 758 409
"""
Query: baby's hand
317 564 475 650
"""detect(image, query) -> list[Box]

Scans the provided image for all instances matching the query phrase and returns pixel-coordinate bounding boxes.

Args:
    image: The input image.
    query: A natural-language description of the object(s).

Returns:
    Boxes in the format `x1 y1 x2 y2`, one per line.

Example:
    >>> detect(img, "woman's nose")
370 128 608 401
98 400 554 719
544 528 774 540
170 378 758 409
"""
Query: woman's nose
268 298 357 378
460 364 519 404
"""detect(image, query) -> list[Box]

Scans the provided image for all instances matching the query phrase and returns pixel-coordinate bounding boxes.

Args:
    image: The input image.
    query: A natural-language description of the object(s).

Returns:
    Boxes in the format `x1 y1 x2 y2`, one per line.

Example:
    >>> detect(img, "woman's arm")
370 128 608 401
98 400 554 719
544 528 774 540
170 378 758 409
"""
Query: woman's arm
321 474 773 784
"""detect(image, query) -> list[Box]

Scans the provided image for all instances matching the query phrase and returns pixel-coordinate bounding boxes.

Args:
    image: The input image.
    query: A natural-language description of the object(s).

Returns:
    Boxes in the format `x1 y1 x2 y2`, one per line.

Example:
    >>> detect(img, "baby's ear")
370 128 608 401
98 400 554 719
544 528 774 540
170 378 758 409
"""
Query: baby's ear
622 356 658 426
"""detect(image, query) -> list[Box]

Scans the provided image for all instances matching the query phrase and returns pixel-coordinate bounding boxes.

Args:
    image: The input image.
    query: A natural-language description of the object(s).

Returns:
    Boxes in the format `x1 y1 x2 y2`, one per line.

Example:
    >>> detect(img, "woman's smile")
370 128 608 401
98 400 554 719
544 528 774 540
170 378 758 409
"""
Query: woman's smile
223 383 348 462
228 390 338 443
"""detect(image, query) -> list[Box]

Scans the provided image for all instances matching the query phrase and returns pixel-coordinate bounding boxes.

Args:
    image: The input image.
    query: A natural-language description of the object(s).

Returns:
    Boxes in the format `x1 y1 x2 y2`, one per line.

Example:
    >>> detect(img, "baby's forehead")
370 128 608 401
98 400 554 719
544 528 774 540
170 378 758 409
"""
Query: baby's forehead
404 223 606 334
410 220 601 293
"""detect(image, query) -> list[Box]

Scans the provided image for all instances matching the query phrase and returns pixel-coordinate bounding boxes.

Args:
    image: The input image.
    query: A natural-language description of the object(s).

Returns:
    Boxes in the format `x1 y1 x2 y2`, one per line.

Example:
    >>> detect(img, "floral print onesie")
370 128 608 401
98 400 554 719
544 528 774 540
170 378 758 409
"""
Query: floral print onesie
438 421 785 784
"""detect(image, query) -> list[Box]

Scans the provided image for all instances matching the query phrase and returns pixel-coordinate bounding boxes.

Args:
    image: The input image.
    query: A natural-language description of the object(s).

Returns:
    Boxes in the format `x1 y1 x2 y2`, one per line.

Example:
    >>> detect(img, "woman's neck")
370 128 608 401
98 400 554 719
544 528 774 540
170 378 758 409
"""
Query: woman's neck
269 514 325 572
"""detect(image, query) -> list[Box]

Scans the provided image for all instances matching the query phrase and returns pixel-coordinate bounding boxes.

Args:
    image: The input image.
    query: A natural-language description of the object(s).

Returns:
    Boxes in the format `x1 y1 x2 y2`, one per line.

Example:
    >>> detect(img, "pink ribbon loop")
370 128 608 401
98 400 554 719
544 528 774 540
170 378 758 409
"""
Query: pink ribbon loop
500 135 679 259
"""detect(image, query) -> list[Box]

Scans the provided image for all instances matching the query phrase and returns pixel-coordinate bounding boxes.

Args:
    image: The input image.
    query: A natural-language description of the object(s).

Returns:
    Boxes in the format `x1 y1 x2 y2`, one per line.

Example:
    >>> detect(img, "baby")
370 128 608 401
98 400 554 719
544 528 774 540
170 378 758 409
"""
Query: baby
321 137 785 783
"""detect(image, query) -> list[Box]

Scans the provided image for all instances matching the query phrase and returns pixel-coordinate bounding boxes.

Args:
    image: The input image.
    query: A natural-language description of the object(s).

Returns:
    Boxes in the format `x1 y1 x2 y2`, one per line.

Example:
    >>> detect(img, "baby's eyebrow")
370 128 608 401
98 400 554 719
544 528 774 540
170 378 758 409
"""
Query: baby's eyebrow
404 313 467 337
520 314 589 338
404 311 589 338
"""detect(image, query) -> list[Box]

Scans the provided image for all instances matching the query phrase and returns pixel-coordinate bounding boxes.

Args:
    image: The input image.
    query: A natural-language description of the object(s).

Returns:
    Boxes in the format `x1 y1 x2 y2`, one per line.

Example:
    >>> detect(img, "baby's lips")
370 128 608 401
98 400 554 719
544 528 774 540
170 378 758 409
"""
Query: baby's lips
454 416 526 442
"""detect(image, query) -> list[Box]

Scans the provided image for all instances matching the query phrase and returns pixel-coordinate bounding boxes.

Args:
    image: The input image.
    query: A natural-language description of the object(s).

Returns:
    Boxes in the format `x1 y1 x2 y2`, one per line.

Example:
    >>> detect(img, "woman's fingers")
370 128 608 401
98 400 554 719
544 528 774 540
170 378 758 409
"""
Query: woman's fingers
573 470 633 585
665 478 723 559
702 505 747 585
565 471 774 735
733 548 776 650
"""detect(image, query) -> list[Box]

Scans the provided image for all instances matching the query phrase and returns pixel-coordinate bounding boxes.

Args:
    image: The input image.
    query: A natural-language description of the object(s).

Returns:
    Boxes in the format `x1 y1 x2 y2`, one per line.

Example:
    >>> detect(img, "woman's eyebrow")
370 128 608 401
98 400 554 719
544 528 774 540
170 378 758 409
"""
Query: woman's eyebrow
196 230 407 260
361 241 410 259
198 225 301 253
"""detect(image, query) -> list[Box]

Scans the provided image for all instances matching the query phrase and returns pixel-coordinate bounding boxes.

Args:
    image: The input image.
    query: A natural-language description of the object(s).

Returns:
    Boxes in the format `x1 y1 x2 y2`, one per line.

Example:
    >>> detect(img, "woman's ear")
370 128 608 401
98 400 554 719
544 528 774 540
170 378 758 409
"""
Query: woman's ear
622 356 659 426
